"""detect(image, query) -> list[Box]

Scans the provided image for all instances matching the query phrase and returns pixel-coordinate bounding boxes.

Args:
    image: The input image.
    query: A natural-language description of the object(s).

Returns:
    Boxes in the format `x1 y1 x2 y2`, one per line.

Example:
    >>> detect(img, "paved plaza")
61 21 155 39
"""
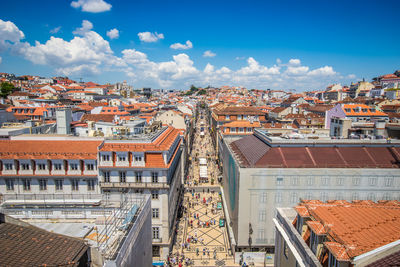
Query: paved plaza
168 110 239 266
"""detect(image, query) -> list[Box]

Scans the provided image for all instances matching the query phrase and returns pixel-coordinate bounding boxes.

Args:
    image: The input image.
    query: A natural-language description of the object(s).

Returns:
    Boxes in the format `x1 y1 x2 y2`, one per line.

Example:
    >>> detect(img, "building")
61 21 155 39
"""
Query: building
0 125 184 260
274 200 400 267
0 193 152 267
97 125 183 260
219 129 400 254
0 213 90 267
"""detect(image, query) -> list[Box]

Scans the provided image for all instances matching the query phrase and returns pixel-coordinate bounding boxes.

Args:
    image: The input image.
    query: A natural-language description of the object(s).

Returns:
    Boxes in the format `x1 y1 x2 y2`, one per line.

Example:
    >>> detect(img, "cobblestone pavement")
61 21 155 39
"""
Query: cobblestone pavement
168 110 239 266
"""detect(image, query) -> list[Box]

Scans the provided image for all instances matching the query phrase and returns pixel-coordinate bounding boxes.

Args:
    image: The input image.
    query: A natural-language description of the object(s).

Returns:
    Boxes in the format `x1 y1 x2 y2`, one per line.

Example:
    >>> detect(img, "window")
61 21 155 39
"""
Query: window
283 241 289 259
225 115 230 120
55 179 63 190
291 177 299 186
5 179 14 191
368 177 377 186
135 171 142 182
87 180 95 191
383 192 391 200
70 163 78 170
275 192 282 203
321 177 330 186
38 163 46 170
247 127 252 132
367 192 376 201
352 177 360 186
321 192 328 202
21 163 30 170
23 179 31 191
335 192 344 200
230 127 236 133
259 192 267 203
152 246 160 257
352 192 359 201
385 178 393 187
119 171 126 183
39 179 47 191
237 115 242 120
86 164 94 171
276 177 283 185
258 228 265 241
152 191 159 200
102 154 110 161
290 192 298 203
152 208 159 218
4 163 12 170
54 163 62 170
305 192 313 200
118 155 126 161
103 171 110 182
336 177 344 186
307 177 314 186
71 179 79 191
152 227 160 239
258 210 266 222
151 172 159 183
135 156 142 162
238 127 244 133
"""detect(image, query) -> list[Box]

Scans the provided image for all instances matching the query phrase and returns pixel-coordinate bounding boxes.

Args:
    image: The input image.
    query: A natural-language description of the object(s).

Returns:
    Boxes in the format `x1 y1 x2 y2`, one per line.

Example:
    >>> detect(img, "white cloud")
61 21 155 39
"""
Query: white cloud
308 66 336 76
347 74 356 79
276 58 282 64
203 50 216 58
106 28 119 39
0 19 25 52
71 0 111 13
170 40 193 50
138 32 164 42
285 66 309 76
50 26 61 34
1 19 352 91
73 20 93 35
0 56 2 64
19 29 120 76
289 58 301 65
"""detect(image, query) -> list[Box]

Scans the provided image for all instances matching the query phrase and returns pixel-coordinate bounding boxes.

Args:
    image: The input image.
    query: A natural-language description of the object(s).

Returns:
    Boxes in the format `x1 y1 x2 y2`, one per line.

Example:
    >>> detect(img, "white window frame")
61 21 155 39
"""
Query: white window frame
152 208 159 219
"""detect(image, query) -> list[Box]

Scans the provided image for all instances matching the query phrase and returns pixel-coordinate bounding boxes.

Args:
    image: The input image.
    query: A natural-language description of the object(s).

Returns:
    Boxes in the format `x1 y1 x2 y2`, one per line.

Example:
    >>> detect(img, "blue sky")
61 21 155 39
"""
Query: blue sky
0 0 399 90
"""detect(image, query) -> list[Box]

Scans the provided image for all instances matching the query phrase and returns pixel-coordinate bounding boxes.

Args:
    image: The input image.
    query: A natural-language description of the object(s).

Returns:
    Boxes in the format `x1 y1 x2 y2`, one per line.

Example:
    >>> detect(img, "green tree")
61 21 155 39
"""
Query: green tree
0 82 15 98
198 89 207 95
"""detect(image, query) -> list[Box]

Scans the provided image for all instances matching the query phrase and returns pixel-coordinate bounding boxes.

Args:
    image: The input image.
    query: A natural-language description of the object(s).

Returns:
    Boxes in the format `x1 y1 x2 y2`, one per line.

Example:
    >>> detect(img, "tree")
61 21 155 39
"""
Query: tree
0 82 15 98
197 89 207 95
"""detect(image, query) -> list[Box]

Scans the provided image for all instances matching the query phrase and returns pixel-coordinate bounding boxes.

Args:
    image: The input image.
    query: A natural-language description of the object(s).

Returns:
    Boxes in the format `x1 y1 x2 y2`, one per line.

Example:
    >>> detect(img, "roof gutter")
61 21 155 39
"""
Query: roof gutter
352 239 400 264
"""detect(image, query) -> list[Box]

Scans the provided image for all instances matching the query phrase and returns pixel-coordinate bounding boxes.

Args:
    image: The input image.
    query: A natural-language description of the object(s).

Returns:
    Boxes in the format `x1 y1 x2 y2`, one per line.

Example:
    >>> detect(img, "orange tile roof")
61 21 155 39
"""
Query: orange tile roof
0 140 102 160
145 153 165 168
306 221 326 235
342 104 387 116
300 201 400 260
99 126 180 152
324 242 350 261
223 120 261 128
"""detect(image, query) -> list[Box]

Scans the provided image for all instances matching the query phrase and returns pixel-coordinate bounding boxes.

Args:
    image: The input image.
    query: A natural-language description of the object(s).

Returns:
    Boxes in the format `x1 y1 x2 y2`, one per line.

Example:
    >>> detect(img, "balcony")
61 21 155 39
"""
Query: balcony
99 182 169 189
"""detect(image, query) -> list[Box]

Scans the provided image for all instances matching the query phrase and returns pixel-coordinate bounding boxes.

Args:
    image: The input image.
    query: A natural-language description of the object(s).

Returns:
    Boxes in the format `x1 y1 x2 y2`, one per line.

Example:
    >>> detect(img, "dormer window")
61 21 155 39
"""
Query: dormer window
362 108 368 112
118 155 126 161
226 115 230 120
135 156 142 161
345 108 351 112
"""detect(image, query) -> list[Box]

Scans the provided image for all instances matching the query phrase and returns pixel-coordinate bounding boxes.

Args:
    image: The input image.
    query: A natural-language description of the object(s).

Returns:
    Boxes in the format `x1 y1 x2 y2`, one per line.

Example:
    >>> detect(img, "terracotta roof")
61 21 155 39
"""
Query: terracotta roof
300 201 400 260
145 153 165 168
223 120 261 128
100 126 180 153
306 221 326 235
213 106 264 115
0 222 88 267
343 104 387 116
231 135 400 168
0 140 101 160
81 114 115 123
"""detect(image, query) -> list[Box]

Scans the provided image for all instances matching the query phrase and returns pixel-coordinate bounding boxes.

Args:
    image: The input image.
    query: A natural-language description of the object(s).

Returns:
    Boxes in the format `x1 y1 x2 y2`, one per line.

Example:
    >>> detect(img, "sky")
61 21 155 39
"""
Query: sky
0 0 399 91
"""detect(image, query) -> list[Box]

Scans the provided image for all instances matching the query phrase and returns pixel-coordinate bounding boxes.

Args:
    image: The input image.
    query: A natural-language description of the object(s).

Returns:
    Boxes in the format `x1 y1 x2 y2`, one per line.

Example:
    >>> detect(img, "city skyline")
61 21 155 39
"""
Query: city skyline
1 0 399 90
